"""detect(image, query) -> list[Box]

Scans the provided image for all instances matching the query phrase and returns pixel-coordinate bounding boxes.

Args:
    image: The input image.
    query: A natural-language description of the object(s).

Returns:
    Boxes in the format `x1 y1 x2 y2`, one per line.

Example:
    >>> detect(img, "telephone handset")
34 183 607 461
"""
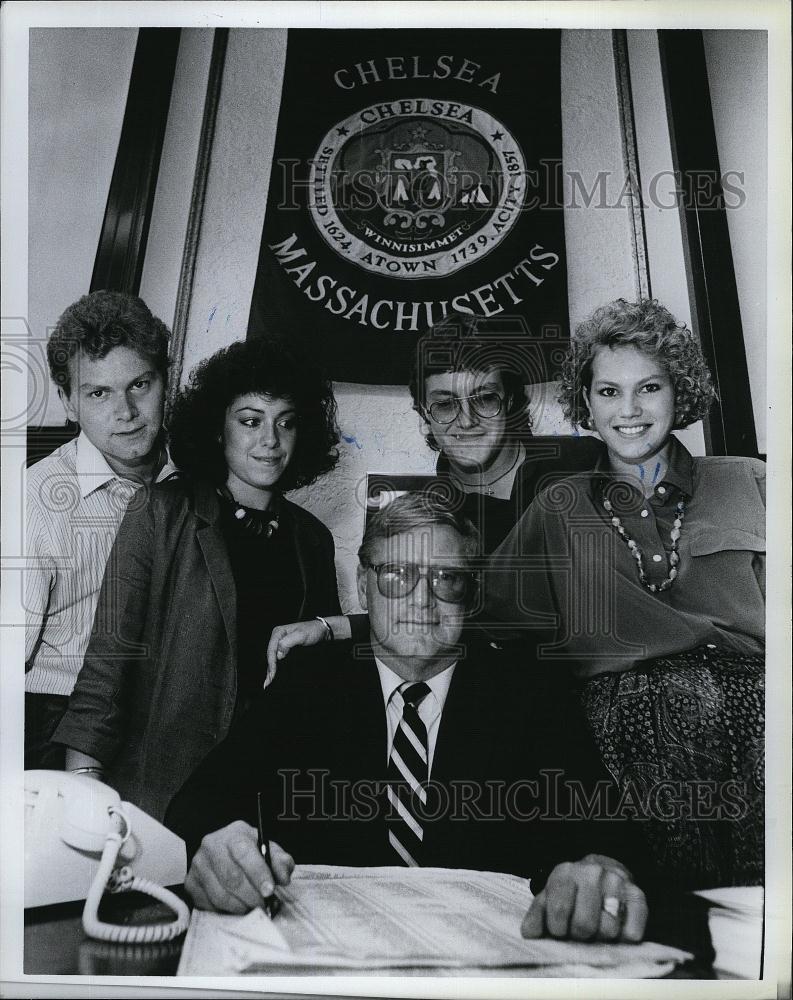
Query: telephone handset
25 770 190 943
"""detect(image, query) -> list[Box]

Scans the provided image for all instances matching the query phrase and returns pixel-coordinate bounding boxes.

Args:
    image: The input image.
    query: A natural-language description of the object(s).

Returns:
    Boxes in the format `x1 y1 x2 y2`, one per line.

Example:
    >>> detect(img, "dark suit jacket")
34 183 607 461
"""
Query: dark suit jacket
166 634 643 885
53 476 341 821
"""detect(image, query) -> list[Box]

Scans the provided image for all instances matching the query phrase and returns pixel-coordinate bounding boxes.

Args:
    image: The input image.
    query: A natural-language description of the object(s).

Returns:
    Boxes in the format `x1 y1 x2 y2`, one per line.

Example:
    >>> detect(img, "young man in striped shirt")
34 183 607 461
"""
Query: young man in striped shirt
25 291 175 768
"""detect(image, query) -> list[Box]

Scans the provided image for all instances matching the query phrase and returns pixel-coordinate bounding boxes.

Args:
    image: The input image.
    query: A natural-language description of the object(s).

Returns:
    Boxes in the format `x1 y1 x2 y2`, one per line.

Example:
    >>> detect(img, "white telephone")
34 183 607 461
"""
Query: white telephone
25 770 189 943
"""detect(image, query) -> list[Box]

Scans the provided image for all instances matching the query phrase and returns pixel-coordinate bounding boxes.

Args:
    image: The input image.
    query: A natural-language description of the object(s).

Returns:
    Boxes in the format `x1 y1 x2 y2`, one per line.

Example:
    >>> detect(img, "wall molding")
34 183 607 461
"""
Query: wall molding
658 29 758 458
166 28 229 413
612 29 651 302
90 29 181 294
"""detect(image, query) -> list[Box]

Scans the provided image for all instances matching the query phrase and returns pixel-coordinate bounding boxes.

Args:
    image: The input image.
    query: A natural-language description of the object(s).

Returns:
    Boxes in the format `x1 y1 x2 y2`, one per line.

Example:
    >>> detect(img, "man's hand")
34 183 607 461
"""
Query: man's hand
521 855 647 943
185 821 295 914
265 616 351 683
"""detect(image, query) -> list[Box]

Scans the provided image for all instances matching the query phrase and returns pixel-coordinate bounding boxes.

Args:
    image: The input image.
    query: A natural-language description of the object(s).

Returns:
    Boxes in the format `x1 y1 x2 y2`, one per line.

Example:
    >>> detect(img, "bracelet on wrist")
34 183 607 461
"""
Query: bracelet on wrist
314 616 334 642
70 766 105 776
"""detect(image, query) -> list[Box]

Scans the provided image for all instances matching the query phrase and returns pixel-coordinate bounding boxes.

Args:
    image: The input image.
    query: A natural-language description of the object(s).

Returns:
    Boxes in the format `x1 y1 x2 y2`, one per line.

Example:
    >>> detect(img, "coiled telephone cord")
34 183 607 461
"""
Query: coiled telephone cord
81 805 190 944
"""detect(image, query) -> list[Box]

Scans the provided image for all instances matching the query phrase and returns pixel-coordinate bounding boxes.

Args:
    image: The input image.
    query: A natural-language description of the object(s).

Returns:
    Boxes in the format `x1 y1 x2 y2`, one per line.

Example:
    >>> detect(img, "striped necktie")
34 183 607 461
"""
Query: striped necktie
386 681 431 867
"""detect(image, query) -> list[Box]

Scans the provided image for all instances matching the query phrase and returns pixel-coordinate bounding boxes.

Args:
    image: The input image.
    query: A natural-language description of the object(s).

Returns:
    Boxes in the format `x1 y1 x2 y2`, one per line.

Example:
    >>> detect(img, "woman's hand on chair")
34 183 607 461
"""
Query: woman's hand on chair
265 616 351 685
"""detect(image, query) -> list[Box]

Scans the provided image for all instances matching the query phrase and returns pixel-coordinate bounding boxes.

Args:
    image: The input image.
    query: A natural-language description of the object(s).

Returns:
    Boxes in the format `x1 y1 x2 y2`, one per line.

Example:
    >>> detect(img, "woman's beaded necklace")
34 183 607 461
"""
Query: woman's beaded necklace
601 494 686 593
218 487 280 538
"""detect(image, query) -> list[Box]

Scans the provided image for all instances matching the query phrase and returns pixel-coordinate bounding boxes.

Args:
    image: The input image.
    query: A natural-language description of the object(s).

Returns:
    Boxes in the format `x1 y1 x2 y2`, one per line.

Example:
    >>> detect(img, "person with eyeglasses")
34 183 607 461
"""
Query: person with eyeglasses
265 312 603 666
412 312 603 554
166 490 652 943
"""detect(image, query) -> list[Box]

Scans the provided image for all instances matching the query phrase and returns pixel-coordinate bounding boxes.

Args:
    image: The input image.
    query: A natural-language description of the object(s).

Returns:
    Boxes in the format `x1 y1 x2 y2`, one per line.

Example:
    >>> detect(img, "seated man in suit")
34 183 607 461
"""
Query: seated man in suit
166 491 649 943
266 312 603 666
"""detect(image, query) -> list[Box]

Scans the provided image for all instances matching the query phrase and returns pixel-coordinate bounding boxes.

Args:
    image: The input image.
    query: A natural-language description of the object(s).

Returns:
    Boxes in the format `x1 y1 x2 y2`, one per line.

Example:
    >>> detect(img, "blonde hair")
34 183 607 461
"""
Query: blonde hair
559 298 716 430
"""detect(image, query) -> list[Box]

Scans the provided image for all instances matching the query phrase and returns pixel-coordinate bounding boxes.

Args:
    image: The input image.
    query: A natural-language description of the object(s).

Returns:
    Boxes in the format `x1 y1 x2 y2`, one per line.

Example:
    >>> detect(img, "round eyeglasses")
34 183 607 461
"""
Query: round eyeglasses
426 390 504 425
366 563 477 603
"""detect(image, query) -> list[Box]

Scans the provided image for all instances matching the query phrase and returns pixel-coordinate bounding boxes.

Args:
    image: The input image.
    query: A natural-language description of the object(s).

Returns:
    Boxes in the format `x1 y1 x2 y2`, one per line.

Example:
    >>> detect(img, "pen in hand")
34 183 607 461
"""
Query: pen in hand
256 791 282 919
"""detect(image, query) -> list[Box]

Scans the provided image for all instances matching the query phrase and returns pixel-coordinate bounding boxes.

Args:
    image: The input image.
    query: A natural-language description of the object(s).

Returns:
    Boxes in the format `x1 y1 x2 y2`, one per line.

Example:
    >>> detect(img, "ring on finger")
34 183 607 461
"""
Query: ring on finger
601 895 622 920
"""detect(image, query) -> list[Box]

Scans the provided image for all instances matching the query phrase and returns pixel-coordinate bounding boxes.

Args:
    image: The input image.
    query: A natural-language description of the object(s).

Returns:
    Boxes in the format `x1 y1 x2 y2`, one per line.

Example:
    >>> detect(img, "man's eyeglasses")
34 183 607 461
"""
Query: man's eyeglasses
366 563 477 603
426 390 504 425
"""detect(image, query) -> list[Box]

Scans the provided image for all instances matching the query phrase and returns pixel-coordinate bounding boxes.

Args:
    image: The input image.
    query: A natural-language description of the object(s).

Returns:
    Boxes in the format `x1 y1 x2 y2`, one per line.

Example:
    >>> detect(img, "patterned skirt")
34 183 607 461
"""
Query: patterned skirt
580 647 764 889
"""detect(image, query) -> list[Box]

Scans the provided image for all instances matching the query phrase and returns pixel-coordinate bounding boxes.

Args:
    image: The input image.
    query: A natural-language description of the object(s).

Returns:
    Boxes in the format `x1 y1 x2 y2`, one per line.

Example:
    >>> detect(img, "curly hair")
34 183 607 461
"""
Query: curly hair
408 313 533 452
558 298 716 430
47 290 170 396
168 337 340 492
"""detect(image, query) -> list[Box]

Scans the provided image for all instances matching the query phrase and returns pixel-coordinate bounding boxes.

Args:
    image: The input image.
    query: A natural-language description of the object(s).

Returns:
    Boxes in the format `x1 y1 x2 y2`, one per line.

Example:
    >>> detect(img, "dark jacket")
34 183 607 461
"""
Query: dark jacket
166 635 644 885
53 477 340 821
436 434 605 553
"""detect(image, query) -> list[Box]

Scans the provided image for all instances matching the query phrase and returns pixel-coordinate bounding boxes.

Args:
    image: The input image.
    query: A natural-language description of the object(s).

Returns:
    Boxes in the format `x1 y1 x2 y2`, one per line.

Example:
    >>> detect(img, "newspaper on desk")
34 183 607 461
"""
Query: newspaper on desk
178 865 693 977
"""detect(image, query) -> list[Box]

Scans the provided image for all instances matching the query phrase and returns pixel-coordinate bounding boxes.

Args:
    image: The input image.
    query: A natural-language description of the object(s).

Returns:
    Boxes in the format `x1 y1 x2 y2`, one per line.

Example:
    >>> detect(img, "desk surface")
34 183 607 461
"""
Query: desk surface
25 891 184 977
24 884 737 980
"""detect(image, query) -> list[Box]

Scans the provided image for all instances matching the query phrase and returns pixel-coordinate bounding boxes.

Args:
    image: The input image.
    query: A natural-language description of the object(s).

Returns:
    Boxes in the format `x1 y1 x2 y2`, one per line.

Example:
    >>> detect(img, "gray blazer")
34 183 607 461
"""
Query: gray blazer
53 477 341 821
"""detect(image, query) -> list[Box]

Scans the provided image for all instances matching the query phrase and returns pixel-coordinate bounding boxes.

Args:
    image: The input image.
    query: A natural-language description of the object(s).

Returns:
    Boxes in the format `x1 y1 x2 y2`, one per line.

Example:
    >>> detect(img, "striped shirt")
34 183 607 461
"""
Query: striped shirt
24 433 175 696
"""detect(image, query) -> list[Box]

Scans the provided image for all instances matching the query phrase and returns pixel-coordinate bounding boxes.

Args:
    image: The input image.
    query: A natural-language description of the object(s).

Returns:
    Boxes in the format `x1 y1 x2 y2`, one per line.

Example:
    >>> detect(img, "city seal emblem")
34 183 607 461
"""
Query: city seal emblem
309 98 527 279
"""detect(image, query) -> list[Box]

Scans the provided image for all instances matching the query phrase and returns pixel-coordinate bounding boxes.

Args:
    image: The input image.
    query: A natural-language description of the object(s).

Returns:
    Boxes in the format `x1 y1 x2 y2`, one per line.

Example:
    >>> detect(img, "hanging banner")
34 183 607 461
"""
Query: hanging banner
249 29 568 383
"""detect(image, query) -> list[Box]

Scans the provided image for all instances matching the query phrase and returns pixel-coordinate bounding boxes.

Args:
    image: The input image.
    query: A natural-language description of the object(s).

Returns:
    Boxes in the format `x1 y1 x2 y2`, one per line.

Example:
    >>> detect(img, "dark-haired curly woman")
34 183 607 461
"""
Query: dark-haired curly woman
53 337 342 820
487 298 765 890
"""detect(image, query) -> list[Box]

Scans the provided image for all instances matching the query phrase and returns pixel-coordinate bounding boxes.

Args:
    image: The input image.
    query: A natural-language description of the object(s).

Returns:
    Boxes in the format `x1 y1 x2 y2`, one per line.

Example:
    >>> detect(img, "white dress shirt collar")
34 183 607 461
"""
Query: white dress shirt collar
75 432 117 497
75 431 175 498
374 655 457 716
374 655 458 774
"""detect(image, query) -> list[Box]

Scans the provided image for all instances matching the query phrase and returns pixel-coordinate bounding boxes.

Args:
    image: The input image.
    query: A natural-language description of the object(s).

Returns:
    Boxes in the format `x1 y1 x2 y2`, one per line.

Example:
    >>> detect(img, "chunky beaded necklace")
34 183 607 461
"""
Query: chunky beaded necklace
602 495 686 593
218 488 280 538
